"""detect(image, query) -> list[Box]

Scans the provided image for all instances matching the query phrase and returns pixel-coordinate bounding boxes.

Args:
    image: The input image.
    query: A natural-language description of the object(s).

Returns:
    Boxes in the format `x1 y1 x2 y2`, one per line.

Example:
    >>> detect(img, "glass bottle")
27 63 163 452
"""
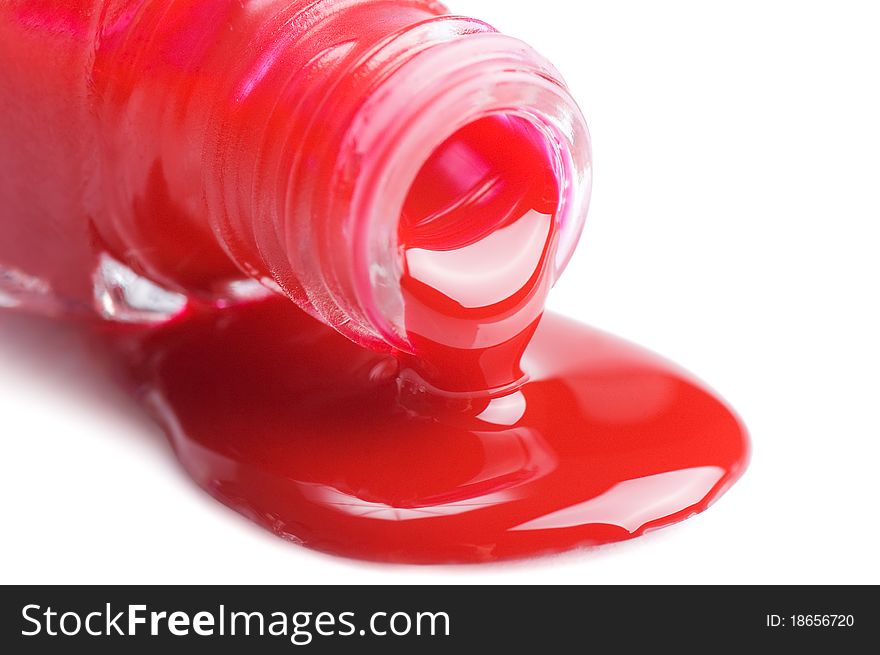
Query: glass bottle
0 0 591 393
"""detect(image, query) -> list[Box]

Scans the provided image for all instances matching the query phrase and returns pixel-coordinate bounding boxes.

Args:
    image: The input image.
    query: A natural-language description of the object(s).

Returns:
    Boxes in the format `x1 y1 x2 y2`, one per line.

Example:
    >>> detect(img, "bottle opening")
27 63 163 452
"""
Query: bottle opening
399 115 559 335
396 113 562 392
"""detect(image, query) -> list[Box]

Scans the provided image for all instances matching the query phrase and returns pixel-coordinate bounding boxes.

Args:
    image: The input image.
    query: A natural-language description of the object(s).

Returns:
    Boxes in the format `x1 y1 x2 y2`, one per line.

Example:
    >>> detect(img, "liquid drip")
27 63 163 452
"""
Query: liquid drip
398 115 561 393
108 298 749 563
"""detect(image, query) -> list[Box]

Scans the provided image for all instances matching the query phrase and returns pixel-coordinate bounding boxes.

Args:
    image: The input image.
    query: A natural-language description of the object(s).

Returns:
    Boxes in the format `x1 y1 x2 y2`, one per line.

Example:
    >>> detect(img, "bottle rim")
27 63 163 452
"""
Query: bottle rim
327 28 593 352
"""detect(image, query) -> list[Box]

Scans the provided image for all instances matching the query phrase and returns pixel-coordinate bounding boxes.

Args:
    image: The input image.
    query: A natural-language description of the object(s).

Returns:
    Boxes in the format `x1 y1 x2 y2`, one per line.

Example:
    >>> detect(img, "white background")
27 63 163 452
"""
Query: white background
2 0 878 584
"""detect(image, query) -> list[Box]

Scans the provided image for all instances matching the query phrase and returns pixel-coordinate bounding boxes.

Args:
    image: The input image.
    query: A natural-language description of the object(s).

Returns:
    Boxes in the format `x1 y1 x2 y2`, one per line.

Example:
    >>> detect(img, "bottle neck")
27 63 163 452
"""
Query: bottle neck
310 23 592 395
98 0 591 394
320 29 592 355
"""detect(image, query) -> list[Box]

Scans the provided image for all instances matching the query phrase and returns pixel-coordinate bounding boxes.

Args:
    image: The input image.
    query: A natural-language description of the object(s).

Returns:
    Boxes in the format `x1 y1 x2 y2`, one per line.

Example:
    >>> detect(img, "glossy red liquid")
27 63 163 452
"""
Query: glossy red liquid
111 298 747 563
1 1 748 563
398 114 560 392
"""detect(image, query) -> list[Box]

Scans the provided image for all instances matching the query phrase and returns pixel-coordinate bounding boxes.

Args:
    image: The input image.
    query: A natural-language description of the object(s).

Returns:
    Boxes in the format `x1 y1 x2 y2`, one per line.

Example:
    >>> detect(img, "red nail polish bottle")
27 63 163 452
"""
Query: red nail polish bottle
0 1 747 563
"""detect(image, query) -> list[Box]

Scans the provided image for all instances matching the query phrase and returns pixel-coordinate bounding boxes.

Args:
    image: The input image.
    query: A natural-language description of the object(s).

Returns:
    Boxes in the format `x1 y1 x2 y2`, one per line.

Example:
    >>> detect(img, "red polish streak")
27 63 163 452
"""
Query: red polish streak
1 1 748 563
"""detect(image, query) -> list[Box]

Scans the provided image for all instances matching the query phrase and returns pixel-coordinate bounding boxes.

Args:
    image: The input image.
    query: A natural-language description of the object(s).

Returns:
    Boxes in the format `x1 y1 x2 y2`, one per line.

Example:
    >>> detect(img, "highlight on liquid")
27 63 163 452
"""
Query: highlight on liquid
398 114 562 392
0 0 748 563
